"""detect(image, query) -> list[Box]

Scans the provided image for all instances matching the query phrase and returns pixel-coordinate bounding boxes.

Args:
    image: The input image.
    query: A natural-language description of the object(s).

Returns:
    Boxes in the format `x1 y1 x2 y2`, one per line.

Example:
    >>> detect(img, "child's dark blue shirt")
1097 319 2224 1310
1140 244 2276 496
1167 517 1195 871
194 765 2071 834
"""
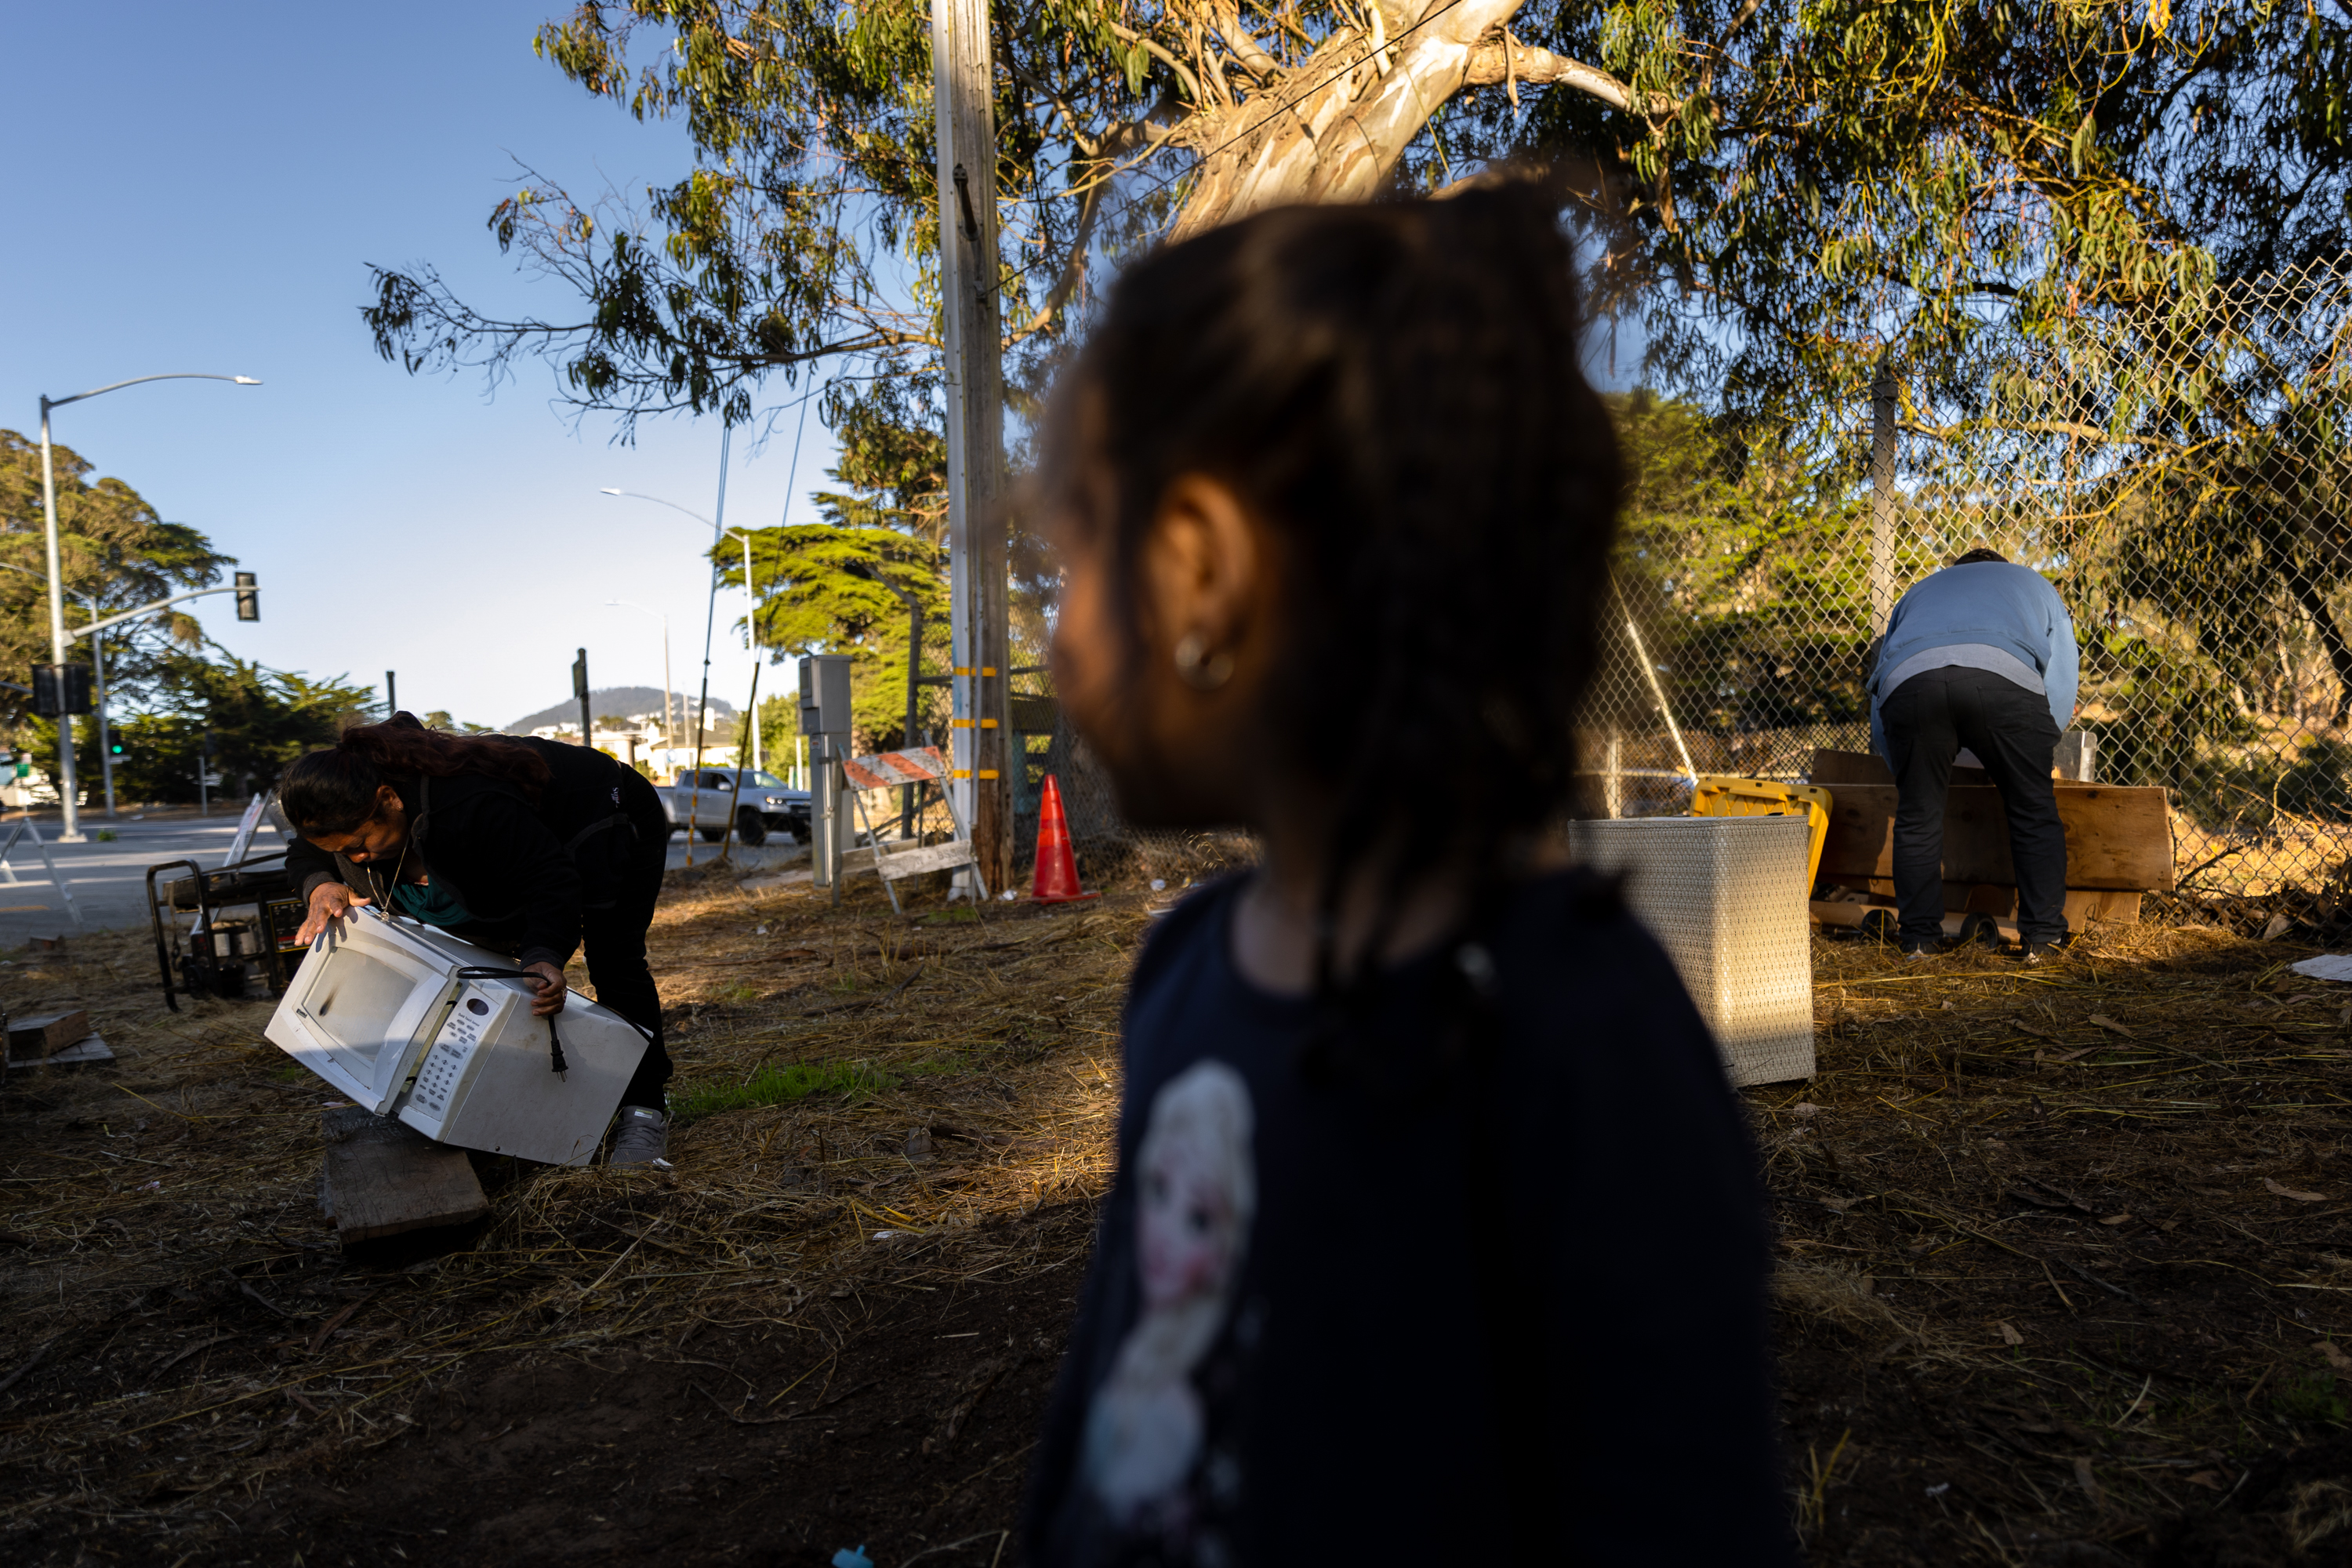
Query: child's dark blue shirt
1025 869 1793 1566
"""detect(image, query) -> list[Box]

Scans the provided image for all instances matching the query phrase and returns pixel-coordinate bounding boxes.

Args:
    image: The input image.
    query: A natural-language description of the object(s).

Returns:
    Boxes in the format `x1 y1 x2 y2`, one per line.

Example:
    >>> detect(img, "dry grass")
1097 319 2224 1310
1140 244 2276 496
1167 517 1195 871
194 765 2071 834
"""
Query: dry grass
0 869 1152 1561
4 864 2352 1563
1769 921 2352 1563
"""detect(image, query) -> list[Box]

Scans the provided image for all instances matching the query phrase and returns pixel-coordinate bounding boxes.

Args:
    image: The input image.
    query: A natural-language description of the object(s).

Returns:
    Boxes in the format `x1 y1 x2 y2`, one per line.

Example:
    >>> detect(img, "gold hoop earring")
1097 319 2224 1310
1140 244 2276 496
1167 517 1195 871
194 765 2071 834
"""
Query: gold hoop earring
1173 630 1234 691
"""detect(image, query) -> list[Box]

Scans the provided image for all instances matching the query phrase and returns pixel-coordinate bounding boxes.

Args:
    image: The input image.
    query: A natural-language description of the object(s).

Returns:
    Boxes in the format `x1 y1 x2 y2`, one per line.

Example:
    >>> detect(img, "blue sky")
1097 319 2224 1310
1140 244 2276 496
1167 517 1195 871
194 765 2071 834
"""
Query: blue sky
0 2 829 729
0 5 1649 734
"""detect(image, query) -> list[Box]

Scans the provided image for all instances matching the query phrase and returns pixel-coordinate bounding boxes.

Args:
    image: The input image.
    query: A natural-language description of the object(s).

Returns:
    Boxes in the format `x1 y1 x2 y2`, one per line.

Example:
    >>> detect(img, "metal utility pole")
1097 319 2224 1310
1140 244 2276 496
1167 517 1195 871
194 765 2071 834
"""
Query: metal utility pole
34 372 257 841
573 648 592 747
1869 359 1900 637
34 401 81 841
80 597 114 818
386 670 397 717
933 0 1011 895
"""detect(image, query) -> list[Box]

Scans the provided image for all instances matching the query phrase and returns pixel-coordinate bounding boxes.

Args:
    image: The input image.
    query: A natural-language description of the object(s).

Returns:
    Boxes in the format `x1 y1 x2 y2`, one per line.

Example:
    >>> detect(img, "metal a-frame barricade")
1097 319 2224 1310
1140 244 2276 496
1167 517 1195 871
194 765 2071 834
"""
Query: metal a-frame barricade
839 746 988 915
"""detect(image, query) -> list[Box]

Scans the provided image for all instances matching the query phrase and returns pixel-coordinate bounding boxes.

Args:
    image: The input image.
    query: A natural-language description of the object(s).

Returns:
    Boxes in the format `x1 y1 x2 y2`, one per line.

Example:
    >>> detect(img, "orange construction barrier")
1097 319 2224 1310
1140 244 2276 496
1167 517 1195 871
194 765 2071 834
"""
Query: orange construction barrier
1031 774 1097 903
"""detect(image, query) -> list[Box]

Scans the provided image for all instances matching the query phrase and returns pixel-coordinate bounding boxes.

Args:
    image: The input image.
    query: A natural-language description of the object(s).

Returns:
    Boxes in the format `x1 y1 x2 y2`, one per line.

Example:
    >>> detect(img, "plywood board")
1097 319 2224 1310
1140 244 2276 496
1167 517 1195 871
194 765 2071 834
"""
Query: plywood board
320 1106 488 1244
4 1033 114 1070
1818 784 2173 891
1809 746 2094 789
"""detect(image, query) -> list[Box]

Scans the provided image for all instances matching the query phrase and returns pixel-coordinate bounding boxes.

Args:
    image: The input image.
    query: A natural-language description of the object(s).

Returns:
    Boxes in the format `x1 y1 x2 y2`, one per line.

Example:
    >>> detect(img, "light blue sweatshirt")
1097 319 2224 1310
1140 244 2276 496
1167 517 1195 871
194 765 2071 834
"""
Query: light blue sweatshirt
1867 562 2078 757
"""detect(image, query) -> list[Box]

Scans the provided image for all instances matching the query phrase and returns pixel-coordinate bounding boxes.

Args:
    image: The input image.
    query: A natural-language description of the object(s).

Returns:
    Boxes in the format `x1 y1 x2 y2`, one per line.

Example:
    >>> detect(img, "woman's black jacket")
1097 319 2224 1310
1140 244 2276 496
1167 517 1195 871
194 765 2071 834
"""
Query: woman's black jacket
282 739 663 971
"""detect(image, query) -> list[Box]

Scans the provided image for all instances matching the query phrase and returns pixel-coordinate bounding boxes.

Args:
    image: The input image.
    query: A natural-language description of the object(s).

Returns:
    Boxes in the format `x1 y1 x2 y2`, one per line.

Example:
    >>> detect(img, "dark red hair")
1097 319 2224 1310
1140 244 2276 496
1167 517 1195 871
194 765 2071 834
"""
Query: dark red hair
280 712 550 834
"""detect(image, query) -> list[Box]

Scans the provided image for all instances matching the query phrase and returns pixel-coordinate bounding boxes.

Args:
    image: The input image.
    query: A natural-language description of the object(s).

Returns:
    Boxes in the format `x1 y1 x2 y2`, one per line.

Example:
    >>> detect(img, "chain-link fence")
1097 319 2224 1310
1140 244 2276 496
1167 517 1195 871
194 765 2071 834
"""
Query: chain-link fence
1002 679 1255 890
1581 261 2352 899
994 263 2352 900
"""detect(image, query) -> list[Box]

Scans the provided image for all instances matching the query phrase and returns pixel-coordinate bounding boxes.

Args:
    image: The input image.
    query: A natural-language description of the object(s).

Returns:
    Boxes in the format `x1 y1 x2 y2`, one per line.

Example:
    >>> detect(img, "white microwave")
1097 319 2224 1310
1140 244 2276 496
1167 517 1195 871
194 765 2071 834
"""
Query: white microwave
265 908 649 1167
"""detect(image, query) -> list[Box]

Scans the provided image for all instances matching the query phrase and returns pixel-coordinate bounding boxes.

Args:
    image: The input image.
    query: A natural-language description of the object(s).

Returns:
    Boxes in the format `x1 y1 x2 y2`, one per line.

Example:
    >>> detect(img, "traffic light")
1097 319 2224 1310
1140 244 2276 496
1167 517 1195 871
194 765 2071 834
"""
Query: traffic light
32 663 93 717
234 571 259 621
107 738 126 759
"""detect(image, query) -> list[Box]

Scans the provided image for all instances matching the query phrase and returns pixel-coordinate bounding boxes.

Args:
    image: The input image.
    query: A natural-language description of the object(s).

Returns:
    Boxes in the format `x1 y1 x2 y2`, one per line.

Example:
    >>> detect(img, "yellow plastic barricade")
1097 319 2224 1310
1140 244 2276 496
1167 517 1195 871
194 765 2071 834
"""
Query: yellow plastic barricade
1690 776 1833 888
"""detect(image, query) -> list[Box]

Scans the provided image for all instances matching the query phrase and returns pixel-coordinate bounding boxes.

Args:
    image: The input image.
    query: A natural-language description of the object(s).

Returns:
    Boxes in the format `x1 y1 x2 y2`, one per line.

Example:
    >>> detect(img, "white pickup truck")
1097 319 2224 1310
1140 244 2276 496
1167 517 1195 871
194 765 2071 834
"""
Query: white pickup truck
658 768 811 846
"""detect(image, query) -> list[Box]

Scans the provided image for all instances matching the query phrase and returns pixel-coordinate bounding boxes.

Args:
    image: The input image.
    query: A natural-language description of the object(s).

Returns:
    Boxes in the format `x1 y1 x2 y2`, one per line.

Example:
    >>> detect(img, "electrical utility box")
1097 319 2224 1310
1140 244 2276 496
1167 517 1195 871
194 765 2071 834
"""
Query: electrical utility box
797 654 853 738
799 654 855 891
266 909 648 1166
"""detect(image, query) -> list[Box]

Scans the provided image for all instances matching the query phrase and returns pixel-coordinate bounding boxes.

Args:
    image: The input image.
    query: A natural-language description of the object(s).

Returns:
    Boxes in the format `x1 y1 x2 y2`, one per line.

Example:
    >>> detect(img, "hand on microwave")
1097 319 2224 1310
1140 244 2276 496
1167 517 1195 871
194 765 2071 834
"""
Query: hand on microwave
296 882 372 945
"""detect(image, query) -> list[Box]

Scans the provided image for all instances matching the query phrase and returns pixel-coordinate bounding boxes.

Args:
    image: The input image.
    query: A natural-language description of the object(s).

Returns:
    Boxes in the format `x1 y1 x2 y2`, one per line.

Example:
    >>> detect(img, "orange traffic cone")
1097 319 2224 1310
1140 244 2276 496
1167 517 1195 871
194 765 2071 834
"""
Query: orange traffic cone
1030 774 1096 903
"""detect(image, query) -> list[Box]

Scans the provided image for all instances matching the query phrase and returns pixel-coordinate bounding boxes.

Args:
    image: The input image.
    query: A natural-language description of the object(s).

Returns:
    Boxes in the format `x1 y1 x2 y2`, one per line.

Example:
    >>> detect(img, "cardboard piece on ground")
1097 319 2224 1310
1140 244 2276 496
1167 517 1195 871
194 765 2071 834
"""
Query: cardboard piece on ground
8 1009 92 1062
319 1105 488 1243
2291 955 2352 984
5 1033 113 1069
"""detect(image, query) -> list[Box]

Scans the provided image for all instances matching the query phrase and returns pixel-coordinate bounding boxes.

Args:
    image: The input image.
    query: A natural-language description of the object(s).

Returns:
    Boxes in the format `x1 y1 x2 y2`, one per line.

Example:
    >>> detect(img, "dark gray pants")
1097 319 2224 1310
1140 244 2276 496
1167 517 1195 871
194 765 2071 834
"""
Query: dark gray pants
596 812 673 1111
1879 667 2068 946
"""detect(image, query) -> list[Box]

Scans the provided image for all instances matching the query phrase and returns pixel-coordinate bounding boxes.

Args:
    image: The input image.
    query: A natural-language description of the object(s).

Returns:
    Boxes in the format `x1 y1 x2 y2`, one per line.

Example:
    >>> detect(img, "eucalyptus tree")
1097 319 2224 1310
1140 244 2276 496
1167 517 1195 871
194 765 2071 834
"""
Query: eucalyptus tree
365 1 2347 439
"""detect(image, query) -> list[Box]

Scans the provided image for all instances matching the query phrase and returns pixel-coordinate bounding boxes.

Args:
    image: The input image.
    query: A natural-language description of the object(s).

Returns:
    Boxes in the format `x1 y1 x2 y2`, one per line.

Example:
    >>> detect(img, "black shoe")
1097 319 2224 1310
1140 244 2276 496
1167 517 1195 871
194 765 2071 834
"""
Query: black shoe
1899 938 1940 960
2020 935 2074 964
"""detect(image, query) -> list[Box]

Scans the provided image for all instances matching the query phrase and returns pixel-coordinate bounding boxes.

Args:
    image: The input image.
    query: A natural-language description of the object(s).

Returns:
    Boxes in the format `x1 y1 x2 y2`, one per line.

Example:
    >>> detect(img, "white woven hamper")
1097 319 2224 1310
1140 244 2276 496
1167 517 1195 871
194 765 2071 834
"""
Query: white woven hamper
1567 814 1816 1087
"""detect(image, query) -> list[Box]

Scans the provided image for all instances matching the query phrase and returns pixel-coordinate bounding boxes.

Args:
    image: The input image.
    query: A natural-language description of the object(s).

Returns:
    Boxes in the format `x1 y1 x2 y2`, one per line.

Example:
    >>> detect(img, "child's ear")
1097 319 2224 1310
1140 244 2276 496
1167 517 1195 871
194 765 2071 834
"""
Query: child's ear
1142 474 1265 654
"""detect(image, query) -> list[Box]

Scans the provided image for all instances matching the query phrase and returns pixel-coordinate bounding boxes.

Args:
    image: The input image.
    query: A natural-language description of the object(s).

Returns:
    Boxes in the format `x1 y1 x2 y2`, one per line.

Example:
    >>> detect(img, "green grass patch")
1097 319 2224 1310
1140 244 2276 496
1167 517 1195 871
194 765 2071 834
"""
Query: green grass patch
669 1051 980 1123
267 1065 310 1083
921 906 980 925
670 1058 901 1123
2271 1372 2348 1426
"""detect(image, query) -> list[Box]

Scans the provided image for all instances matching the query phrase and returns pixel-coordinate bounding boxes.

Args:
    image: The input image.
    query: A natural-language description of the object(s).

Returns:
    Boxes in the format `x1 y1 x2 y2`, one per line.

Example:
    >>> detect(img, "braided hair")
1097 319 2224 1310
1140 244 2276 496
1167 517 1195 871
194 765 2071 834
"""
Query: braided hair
281 712 550 836
1047 179 1623 984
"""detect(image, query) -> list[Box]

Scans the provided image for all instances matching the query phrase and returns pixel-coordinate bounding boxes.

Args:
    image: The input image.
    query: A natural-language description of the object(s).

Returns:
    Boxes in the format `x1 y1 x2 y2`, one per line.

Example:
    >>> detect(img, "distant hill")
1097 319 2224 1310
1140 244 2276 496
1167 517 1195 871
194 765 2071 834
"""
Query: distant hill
505 686 730 733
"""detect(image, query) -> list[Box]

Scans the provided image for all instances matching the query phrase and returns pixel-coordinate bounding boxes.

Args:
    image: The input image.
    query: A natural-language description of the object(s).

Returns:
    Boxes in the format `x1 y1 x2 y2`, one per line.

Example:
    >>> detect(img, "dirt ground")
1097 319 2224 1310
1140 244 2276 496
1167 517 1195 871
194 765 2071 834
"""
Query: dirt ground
3 863 2352 1566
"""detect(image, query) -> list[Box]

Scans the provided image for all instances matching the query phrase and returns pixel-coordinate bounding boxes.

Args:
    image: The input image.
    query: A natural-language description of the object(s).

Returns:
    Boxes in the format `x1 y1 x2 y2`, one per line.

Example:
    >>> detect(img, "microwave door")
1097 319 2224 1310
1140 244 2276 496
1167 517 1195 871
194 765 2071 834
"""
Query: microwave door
278 917 459 1112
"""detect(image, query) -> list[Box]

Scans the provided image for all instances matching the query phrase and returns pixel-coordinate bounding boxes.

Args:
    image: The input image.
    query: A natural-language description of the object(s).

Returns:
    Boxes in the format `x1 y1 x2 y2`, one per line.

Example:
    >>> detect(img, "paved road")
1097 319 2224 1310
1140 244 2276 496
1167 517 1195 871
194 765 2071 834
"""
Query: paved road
0 810 261 949
0 809 811 951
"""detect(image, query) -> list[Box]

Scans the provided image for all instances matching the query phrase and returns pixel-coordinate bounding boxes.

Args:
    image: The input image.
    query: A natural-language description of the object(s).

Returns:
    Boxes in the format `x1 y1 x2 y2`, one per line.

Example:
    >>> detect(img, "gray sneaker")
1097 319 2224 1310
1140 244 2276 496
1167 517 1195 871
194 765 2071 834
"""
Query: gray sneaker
608 1105 670 1169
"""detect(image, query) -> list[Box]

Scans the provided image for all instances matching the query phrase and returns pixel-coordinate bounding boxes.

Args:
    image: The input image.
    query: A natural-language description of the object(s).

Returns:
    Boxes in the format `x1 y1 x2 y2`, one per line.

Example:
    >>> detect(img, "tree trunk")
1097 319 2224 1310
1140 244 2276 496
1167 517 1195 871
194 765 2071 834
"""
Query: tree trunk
2284 572 2352 726
1169 0 1652 240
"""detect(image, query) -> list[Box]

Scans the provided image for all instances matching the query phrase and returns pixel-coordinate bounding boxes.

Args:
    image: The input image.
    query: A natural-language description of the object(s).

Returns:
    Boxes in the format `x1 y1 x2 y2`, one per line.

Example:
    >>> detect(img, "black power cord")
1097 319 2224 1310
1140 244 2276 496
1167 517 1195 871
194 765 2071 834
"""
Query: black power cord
455 966 568 1074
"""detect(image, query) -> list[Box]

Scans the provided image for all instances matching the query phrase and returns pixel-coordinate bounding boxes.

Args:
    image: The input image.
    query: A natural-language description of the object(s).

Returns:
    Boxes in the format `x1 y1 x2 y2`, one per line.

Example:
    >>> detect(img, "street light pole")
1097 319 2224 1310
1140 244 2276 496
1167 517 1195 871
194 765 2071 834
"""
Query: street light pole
36 372 257 840
602 433 734 866
36 400 78 840
604 602 673 772
728 528 762 774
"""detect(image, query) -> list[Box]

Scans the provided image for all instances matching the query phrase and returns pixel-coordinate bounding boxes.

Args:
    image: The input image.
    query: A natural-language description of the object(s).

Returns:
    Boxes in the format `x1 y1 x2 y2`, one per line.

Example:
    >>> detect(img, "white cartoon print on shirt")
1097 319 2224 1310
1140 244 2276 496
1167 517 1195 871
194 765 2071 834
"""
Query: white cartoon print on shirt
1083 1058 1257 1527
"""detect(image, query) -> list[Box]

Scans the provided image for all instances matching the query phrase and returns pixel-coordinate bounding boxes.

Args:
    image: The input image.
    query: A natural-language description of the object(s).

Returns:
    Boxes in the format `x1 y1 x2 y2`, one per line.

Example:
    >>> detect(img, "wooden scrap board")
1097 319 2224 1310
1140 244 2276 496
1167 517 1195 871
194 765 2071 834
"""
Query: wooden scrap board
1807 748 2172 935
319 1106 488 1244
8 1009 92 1062
1817 783 2173 891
